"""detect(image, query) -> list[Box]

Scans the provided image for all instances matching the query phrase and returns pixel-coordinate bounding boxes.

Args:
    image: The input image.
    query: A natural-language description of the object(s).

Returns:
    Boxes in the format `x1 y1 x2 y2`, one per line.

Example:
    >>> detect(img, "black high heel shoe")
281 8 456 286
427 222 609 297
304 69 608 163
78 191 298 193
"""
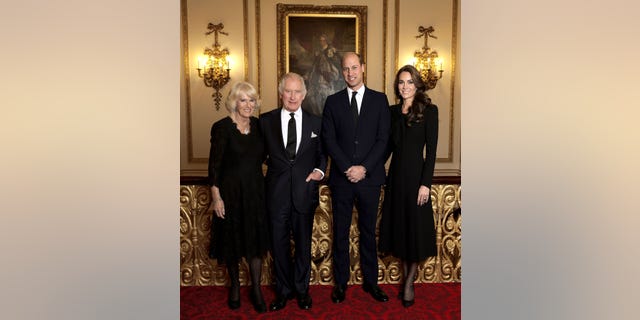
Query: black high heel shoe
227 285 240 310
402 298 415 308
401 284 415 308
250 289 267 313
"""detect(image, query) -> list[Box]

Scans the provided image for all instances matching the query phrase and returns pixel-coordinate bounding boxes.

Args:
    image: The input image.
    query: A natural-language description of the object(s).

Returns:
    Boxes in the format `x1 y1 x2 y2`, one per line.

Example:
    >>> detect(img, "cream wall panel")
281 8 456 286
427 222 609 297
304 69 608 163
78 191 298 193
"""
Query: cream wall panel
182 0 247 167
448 0 461 175
395 0 455 165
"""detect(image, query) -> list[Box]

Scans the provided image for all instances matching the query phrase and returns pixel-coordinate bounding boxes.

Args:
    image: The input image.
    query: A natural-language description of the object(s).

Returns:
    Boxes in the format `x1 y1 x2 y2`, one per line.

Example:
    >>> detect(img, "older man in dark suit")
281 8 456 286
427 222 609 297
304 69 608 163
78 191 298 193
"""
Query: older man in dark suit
260 72 327 311
321 52 391 303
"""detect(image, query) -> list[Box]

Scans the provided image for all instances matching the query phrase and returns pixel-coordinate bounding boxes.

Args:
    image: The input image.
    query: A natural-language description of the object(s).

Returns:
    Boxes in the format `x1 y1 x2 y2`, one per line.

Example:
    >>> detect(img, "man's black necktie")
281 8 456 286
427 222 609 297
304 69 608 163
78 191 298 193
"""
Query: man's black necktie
286 112 296 160
350 91 358 125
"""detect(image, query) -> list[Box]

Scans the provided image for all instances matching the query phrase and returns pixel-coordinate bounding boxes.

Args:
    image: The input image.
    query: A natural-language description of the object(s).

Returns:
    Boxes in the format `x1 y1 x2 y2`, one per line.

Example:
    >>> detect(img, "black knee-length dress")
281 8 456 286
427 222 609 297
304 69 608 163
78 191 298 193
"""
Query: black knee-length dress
379 104 439 262
207 116 270 264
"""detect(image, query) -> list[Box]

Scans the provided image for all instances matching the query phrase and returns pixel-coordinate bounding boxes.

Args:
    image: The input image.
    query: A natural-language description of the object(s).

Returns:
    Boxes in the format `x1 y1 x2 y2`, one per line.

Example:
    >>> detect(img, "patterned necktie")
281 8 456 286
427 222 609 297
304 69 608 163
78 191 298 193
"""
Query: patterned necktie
350 91 358 125
285 112 296 160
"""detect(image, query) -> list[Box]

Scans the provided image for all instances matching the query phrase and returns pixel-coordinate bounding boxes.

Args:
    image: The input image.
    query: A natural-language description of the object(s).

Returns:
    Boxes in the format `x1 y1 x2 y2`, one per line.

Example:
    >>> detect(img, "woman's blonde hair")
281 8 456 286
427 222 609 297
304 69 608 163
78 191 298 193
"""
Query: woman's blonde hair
225 81 261 113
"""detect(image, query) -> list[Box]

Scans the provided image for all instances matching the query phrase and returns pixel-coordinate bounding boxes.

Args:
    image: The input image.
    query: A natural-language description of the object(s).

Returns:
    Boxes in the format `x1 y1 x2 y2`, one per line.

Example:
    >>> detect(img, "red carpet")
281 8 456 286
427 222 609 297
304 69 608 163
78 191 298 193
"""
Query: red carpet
181 283 460 319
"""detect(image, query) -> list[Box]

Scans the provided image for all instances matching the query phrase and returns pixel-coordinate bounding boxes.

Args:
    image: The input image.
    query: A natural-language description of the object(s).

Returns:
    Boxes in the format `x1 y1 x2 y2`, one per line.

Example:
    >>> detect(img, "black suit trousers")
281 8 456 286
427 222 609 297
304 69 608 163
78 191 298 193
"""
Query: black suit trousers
330 184 381 286
270 200 315 296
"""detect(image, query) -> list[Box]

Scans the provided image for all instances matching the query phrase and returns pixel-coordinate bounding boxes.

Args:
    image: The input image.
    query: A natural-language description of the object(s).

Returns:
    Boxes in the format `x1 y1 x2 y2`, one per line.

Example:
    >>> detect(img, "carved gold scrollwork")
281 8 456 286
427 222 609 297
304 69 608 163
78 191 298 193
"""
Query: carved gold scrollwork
180 184 461 286
309 185 333 284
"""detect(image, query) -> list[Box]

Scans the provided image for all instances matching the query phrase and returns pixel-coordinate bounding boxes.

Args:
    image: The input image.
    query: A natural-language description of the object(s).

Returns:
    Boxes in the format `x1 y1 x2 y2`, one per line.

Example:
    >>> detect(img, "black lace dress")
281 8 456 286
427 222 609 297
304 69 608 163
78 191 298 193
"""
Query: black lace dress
207 116 270 263
379 104 439 262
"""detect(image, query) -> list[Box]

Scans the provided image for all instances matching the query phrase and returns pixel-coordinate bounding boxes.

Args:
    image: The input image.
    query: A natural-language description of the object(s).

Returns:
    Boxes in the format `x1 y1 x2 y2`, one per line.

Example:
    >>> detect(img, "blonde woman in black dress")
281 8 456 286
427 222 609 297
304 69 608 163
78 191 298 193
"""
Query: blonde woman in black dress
379 65 438 308
207 81 269 313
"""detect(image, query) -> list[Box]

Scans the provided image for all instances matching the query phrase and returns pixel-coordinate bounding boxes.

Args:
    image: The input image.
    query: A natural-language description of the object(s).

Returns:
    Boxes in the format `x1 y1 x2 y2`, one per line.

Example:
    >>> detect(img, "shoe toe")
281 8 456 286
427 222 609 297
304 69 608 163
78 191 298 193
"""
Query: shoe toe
297 294 312 309
331 286 346 303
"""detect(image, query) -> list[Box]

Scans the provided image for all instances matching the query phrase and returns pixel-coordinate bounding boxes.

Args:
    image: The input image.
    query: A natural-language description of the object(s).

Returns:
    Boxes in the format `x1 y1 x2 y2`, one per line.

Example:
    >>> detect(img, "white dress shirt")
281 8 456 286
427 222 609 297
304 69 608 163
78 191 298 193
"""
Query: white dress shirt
279 107 324 178
280 107 302 153
346 85 365 114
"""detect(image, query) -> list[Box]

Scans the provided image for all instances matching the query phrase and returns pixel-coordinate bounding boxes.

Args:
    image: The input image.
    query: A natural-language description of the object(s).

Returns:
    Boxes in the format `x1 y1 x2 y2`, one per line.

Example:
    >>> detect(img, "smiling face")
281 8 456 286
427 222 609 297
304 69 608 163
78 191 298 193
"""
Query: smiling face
235 92 256 119
280 76 306 112
341 52 365 90
397 71 417 102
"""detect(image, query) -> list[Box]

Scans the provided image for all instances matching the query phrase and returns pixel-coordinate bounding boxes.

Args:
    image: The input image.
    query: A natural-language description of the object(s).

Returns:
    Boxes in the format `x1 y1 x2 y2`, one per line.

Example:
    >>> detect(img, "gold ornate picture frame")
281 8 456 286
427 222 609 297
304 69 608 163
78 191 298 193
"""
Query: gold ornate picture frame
277 4 367 116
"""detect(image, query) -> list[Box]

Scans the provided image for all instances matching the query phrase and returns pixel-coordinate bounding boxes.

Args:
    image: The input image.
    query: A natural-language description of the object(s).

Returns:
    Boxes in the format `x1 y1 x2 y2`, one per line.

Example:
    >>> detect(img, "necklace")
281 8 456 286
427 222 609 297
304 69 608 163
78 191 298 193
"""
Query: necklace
237 123 249 134
232 114 250 134
236 121 250 134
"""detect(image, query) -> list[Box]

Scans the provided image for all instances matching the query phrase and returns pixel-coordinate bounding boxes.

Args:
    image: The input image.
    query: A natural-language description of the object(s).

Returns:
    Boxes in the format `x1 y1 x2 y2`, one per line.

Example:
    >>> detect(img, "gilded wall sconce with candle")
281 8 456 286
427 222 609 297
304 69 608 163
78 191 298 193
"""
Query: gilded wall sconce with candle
197 22 231 110
413 25 444 90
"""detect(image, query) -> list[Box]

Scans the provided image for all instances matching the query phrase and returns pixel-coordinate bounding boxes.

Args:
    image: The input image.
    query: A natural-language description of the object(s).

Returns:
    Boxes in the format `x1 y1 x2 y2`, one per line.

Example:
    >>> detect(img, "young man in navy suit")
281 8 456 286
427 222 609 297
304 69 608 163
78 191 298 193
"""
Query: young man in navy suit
321 52 391 303
260 72 327 311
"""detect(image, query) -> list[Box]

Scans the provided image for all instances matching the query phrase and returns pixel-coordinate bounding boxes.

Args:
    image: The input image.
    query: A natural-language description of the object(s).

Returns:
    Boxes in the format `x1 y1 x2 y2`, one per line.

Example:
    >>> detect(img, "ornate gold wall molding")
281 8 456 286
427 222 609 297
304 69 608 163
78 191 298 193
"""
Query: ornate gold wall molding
180 184 461 286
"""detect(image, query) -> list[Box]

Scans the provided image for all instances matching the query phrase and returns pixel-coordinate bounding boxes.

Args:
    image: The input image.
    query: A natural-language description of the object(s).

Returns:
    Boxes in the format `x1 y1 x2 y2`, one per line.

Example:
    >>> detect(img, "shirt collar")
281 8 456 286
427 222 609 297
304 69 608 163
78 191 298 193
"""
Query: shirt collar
281 107 302 118
347 85 365 97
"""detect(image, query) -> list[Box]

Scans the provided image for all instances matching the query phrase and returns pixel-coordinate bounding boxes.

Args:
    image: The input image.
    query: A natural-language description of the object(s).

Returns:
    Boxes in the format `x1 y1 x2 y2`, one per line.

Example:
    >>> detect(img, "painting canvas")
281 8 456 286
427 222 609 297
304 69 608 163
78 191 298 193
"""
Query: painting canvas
278 5 367 116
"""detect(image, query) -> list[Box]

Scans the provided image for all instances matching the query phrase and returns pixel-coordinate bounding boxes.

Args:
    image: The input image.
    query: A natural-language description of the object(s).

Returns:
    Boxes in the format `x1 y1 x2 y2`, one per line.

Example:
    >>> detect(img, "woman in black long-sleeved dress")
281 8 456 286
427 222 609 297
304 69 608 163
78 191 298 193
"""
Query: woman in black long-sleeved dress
379 65 438 308
207 81 270 313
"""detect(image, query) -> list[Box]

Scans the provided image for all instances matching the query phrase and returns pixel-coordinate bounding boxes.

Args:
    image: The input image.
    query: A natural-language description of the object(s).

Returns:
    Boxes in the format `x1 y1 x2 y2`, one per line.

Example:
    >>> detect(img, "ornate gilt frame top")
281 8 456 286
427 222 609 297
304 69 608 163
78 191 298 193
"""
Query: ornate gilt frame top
276 4 368 83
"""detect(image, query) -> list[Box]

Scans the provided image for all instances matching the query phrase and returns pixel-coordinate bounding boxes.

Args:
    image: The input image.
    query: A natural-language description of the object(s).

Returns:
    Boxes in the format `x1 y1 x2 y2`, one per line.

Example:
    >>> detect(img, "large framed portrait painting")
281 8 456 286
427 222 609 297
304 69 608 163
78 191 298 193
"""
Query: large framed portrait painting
277 4 367 116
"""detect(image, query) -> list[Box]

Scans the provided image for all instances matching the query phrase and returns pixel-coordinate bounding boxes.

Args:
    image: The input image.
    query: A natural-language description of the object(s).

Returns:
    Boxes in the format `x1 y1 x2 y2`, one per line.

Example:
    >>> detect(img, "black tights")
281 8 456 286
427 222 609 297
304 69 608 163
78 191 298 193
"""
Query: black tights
226 257 264 301
227 262 240 301
401 260 418 301
248 256 263 298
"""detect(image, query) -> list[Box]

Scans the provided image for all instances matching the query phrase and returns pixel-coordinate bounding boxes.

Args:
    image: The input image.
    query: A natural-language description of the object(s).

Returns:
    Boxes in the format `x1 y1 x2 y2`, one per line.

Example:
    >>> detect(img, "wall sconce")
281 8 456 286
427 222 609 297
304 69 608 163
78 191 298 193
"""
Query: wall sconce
413 25 444 90
197 22 231 110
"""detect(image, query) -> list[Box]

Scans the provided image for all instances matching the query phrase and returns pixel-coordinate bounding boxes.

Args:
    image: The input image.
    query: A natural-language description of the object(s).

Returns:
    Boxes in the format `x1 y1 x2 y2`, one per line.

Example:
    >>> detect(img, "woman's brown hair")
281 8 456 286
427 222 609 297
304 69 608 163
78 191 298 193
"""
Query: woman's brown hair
393 64 432 125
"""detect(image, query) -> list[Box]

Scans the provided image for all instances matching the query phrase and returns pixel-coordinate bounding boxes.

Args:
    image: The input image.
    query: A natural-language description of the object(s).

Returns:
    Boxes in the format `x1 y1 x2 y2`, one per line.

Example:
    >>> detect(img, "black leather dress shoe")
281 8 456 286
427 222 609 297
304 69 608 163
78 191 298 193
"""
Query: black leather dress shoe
269 293 294 311
297 293 312 310
331 285 346 303
362 283 389 302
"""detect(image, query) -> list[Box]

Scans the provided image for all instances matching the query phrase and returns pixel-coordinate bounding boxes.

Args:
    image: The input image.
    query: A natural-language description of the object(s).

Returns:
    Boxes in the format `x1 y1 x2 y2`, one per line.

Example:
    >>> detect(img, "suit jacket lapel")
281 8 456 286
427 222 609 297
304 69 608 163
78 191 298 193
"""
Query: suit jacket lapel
270 110 286 155
297 111 312 156
340 89 351 113
359 87 370 121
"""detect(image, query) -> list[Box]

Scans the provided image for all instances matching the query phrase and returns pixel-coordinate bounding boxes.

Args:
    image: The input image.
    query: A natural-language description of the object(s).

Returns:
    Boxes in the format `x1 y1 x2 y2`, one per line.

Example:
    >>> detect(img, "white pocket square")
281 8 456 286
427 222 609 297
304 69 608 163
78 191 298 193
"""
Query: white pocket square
311 132 318 138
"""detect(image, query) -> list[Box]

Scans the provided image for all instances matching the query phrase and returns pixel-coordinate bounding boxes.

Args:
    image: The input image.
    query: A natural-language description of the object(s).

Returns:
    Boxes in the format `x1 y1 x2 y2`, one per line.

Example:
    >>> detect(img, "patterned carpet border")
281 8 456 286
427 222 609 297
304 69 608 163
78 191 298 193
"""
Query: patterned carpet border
181 283 460 319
